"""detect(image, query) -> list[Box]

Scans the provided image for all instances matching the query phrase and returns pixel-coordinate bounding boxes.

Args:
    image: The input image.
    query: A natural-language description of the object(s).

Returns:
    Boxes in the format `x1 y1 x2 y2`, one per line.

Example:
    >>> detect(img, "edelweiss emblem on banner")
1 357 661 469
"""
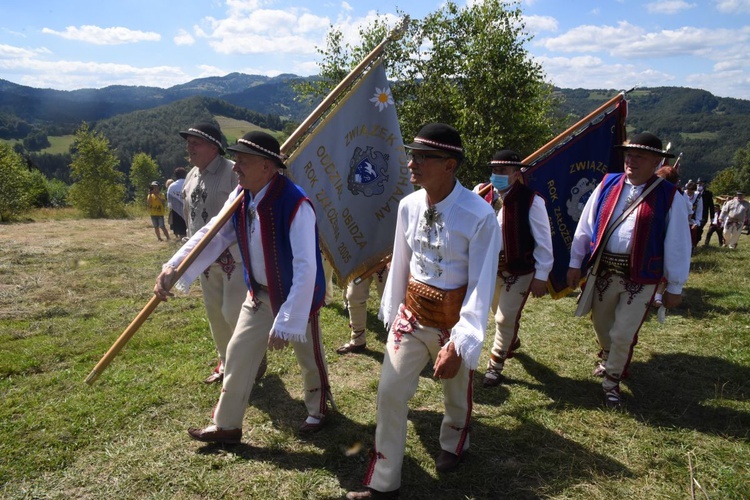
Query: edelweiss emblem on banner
347 146 389 197
567 177 597 221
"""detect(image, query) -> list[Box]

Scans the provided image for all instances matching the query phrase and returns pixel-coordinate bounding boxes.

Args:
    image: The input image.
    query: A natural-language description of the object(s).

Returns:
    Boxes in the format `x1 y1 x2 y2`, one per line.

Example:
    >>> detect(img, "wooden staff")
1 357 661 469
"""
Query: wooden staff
85 18 410 385
477 91 628 199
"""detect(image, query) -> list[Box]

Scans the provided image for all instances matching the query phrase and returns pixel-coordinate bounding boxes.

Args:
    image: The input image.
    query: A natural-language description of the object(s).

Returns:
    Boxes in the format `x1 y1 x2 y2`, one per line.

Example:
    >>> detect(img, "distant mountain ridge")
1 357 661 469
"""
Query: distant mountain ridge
0 73 315 125
1 74 749 183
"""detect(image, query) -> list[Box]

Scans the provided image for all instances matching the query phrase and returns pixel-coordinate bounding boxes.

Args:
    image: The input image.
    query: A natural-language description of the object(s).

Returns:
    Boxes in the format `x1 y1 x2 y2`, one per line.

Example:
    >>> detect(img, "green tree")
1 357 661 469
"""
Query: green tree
297 0 559 186
129 152 161 203
67 123 127 218
0 143 33 221
709 168 740 197
45 178 70 208
731 140 750 194
26 169 51 207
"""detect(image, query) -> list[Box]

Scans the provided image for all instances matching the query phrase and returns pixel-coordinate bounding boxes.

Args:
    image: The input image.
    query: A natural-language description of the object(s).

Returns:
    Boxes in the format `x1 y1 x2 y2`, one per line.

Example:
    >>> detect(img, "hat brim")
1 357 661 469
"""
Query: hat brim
614 144 675 158
179 130 225 155
226 143 286 168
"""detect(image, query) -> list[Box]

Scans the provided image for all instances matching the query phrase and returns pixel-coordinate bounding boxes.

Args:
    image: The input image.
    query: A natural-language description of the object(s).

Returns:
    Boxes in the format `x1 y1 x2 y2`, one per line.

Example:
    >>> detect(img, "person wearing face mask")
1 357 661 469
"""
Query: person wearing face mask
475 150 554 388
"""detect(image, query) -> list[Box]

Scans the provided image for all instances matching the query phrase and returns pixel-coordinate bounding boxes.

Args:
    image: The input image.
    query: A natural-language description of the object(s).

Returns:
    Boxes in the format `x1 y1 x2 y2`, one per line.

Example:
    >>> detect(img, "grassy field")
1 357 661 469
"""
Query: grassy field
1 212 748 499
215 116 276 146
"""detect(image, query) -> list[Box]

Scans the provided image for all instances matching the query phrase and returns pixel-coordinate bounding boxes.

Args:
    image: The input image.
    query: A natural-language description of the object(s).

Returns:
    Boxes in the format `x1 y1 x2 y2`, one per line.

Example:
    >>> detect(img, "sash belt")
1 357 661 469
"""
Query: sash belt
405 277 467 329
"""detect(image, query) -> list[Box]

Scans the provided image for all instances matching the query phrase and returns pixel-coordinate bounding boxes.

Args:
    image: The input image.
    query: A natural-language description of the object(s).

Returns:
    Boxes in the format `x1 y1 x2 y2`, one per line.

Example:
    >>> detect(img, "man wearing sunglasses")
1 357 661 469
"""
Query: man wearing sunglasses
347 123 501 499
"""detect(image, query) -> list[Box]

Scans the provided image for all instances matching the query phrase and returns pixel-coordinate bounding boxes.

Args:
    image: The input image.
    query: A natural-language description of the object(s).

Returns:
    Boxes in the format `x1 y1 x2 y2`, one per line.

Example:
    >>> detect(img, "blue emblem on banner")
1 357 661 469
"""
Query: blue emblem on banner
348 146 389 197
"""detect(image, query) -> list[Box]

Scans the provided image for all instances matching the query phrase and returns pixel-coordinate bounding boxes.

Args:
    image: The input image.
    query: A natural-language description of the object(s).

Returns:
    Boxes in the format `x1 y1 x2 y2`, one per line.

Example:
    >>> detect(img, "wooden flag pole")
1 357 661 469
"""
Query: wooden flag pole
478 91 627 199
85 17 410 386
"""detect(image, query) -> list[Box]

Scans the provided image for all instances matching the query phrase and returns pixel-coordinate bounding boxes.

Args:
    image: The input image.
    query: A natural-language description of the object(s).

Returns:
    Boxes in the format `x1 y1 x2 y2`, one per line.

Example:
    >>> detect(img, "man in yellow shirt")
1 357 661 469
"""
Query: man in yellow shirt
147 181 170 242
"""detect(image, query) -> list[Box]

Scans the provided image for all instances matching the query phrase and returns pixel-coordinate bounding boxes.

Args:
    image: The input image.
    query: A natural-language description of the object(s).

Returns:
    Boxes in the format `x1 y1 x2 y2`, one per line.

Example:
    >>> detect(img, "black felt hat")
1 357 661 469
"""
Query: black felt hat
405 123 463 158
179 122 225 155
614 132 675 158
227 131 286 169
489 150 528 169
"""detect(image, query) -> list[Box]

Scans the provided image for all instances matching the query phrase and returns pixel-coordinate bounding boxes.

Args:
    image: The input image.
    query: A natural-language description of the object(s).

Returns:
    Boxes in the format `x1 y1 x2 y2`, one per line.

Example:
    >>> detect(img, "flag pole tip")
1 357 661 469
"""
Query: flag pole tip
390 16 410 41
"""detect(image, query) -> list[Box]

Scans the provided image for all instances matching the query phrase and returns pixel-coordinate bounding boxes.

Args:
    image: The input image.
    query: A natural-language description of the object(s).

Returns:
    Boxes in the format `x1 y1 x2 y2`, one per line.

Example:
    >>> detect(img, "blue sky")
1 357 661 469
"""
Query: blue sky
1 0 749 99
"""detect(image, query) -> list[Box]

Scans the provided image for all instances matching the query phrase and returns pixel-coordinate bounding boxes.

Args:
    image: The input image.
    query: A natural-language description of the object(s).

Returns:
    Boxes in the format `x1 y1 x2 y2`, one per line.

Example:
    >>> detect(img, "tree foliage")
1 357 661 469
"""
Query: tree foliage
0 143 34 221
297 0 560 186
709 141 750 196
129 152 161 203
67 123 126 218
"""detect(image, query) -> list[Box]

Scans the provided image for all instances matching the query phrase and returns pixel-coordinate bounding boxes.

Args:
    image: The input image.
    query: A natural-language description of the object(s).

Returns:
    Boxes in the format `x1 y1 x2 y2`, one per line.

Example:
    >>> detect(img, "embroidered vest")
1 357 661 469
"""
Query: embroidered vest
499 182 536 275
233 175 326 317
590 173 678 284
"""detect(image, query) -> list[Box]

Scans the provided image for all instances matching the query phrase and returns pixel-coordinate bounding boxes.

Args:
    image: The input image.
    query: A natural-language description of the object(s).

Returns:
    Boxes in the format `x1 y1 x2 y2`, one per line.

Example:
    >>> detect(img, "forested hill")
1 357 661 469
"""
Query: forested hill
556 87 750 182
94 96 285 178
1 74 749 183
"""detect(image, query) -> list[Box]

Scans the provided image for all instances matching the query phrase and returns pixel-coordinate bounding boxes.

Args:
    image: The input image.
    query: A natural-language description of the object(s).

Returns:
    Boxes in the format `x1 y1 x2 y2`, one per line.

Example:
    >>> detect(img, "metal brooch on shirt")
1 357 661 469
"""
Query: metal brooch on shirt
248 205 257 233
423 206 438 226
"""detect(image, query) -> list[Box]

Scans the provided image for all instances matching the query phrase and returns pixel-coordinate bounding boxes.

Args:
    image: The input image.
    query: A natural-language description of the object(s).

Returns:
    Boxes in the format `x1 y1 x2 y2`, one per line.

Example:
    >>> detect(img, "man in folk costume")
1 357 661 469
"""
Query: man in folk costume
154 131 334 443
567 132 691 409
335 266 389 355
475 150 553 388
721 192 749 249
179 123 266 385
347 124 501 499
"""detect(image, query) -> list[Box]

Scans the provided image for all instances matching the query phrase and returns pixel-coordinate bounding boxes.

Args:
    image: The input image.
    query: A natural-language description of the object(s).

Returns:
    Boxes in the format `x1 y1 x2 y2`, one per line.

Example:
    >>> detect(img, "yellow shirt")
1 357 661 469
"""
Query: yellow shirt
147 192 166 216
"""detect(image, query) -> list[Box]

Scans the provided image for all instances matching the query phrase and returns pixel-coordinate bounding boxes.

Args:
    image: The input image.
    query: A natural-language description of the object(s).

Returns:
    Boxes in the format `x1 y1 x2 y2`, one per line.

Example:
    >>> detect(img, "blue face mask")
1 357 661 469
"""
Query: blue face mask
490 173 509 191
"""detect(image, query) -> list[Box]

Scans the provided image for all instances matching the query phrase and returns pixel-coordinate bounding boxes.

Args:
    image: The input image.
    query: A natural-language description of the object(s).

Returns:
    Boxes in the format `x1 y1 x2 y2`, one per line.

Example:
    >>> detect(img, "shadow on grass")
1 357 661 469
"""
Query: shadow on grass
408 408 631 499
481 352 606 410
627 353 750 441
668 286 750 320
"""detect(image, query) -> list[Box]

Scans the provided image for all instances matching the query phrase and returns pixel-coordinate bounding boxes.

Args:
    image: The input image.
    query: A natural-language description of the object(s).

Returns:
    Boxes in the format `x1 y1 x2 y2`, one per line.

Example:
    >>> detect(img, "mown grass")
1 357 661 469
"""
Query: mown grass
1 216 748 499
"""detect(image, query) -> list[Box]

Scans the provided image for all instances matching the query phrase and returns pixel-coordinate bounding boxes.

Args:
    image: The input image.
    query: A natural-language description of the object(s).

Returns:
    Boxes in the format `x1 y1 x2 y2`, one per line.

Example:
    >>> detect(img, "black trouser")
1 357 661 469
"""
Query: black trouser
704 224 724 246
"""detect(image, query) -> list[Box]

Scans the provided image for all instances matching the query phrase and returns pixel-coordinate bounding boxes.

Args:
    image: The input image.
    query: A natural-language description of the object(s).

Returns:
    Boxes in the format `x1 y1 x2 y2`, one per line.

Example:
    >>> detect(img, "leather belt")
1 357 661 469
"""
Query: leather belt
404 277 467 329
497 251 507 274
598 252 630 277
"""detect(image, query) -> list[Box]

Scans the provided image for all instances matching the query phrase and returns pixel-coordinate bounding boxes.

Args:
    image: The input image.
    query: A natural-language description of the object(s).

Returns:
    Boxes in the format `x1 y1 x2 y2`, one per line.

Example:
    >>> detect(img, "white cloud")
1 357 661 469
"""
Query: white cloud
539 22 750 59
341 1 353 12
174 29 195 46
0 44 49 59
646 1 697 14
533 54 675 90
198 7 330 55
715 0 750 13
41 25 161 45
1 58 186 89
522 15 558 35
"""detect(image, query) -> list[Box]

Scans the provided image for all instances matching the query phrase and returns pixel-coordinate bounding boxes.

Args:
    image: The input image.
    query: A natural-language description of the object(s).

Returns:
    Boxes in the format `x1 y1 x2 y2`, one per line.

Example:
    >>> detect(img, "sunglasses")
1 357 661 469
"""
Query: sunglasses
406 152 451 165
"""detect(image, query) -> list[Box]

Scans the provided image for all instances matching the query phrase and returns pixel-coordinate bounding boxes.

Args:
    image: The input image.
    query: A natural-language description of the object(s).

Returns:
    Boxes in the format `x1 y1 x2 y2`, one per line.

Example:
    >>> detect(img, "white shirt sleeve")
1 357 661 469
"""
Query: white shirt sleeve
379 202 411 326
530 194 554 281
270 200 319 342
664 194 692 294
450 211 501 369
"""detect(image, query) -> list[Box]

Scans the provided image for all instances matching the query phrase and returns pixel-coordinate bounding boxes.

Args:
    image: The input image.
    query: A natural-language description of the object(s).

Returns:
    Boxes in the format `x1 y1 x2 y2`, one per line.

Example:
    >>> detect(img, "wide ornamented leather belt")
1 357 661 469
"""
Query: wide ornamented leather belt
497 251 507 274
405 277 467 329
598 252 630 277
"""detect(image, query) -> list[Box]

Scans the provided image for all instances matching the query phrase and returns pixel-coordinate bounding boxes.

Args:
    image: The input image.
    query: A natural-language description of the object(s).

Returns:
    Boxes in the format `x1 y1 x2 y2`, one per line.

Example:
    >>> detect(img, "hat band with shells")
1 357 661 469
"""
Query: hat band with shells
621 143 670 155
188 128 223 149
413 137 463 153
237 138 286 161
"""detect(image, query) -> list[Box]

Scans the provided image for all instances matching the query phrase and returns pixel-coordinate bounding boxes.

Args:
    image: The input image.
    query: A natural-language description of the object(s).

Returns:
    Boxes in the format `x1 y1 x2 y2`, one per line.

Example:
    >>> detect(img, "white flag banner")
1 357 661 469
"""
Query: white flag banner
287 60 411 284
